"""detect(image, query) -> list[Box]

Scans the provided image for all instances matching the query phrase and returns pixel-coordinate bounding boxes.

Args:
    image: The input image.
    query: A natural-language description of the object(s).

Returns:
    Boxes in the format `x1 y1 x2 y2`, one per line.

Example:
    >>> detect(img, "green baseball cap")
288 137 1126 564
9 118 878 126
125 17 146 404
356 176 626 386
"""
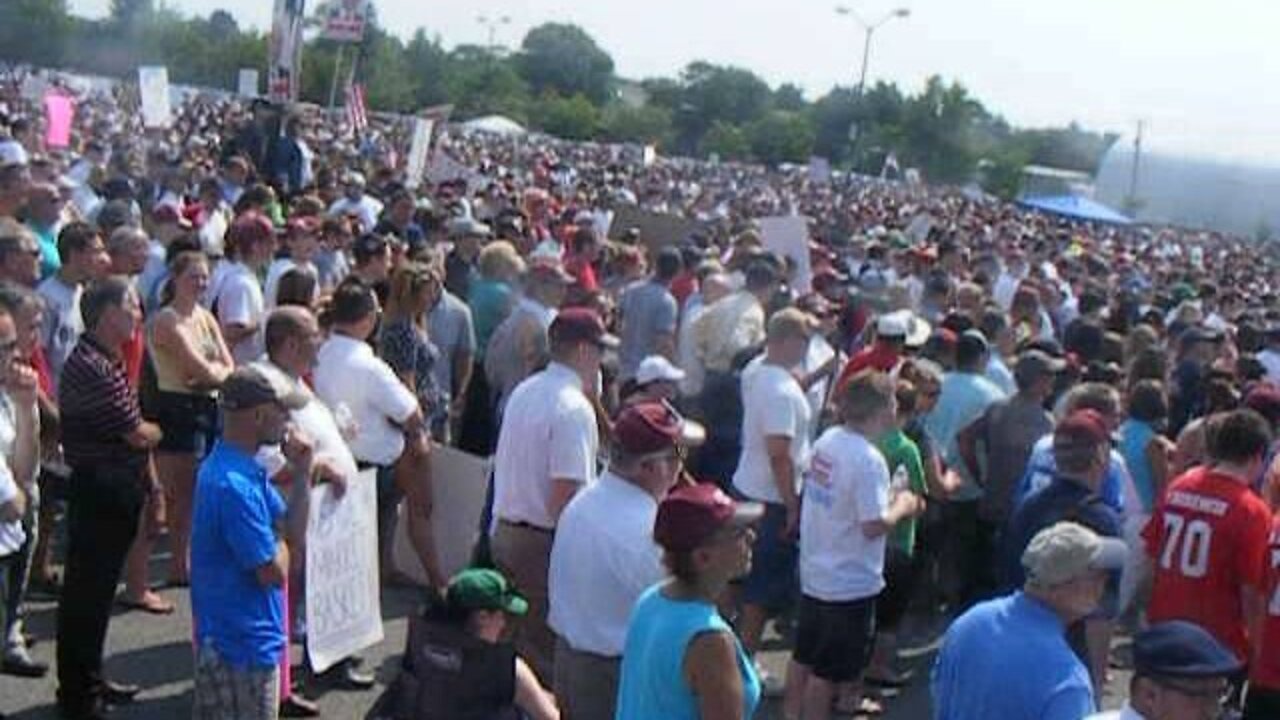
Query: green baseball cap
446 568 528 616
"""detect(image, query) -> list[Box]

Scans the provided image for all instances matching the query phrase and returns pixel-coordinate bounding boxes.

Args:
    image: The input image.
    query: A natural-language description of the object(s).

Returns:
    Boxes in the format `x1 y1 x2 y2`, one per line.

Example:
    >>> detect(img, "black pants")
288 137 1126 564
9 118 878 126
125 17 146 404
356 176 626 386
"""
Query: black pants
1245 683 1280 719
56 462 145 712
939 499 983 610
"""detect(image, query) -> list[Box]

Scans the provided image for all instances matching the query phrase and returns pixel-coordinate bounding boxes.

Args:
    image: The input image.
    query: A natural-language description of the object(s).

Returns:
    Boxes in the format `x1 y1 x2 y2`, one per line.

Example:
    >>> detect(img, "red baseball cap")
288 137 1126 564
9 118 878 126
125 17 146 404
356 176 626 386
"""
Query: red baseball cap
548 307 618 349
228 212 275 248
654 483 763 553
1054 409 1112 451
613 401 705 456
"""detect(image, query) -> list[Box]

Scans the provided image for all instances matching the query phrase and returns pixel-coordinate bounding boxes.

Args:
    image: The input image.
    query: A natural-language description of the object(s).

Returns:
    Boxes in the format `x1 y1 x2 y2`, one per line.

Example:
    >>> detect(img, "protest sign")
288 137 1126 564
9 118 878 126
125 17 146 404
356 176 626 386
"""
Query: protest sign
43 93 73 149
808 156 832 184
608 206 707 250
305 469 383 673
393 445 492 584
137 66 171 128
757 215 813 294
268 0 305 101
404 116 435 189
642 144 657 167
321 0 371 42
237 68 260 97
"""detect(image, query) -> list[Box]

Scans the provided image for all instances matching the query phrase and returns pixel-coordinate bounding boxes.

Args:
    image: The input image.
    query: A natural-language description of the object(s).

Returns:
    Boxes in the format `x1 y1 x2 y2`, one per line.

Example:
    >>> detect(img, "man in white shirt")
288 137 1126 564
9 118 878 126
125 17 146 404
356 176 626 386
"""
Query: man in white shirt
784 371 924 720
313 281 427 585
326 172 383 234
1258 326 1280 386
214 213 275 365
733 307 816 668
548 401 704 719
37 221 107 392
256 307 378 692
490 308 615 684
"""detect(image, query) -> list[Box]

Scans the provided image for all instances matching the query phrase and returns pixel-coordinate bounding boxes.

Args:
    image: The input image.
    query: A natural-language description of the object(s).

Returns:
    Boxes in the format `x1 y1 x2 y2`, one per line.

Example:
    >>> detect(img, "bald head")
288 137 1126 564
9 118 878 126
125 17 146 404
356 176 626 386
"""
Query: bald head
264 305 321 377
702 273 732 305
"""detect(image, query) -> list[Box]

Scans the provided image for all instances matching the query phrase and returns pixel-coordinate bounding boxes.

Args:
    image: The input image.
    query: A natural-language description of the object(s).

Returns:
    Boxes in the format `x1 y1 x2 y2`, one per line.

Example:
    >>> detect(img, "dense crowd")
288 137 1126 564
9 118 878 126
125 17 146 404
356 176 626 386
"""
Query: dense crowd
0 68 1278 720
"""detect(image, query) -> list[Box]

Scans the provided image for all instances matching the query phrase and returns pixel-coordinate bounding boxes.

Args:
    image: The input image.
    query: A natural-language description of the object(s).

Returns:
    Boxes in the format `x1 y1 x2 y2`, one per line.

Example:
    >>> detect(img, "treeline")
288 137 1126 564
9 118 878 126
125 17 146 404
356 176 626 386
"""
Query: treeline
1 0 1118 196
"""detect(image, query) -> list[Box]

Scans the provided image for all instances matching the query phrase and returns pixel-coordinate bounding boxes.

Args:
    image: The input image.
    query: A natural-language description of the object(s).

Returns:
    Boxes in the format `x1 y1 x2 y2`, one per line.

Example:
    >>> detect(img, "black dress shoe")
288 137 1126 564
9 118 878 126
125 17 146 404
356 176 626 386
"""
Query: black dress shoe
280 695 321 717
99 680 139 704
1 653 49 678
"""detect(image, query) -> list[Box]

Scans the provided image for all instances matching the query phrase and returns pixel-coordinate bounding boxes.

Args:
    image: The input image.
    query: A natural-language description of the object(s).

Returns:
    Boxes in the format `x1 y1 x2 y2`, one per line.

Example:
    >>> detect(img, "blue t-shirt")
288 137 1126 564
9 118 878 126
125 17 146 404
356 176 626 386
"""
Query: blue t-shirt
1013 435 1129 515
923 371 1006 501
191 441 287 669
617 584 761 720
1001 476 1122 593
1118 419 1158 513
932 592 1095 720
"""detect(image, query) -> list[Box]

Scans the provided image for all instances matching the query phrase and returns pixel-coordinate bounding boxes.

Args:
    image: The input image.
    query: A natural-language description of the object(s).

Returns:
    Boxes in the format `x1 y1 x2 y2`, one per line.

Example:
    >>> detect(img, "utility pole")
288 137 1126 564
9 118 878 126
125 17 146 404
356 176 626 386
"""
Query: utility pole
1125 120 1144 216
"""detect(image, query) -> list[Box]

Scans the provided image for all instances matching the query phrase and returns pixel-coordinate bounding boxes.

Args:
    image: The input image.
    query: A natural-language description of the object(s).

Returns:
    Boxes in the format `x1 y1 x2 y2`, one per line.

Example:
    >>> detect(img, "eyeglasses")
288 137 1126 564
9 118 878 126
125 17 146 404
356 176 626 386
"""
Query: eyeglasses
1151 677 1232 709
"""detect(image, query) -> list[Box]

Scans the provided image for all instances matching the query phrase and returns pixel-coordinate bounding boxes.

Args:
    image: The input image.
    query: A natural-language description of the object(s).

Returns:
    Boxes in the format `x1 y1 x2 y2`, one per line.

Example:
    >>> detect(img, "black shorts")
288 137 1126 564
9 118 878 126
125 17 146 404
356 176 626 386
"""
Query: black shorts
793 593 877 682
151 391 219 456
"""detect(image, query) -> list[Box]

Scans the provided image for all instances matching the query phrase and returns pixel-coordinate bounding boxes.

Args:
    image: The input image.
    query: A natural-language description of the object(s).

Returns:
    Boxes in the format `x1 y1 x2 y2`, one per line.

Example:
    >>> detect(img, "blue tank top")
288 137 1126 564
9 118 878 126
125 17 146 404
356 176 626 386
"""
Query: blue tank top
616 584 761 720
1119 419 1157 513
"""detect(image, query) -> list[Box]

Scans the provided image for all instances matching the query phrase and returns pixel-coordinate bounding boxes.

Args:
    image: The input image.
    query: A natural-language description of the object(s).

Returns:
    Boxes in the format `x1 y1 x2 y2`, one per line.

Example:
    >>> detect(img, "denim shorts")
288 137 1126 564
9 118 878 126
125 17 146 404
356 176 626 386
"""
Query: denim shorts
738 501 798 611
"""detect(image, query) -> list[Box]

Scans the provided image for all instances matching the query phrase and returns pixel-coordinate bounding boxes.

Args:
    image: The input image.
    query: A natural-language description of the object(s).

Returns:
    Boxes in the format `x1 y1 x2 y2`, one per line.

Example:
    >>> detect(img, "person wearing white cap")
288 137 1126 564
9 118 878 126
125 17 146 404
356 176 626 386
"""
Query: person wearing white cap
932 521 1127 720
326 170 383 234
625 355 686 405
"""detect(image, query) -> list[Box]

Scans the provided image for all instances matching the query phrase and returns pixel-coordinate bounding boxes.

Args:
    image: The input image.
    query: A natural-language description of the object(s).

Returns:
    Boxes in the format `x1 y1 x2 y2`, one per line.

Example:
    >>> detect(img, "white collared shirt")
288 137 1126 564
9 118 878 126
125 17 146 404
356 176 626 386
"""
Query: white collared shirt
214 261 266 365
491 362 598 530
314 334 417 466
548 471 663 657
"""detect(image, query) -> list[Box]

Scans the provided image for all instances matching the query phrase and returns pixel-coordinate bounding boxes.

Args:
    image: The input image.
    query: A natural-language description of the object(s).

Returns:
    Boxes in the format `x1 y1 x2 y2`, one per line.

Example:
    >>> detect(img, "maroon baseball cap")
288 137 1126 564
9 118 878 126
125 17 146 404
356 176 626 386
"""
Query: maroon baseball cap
1245 384 1280 426
654 483 763 553
548 308 618 349
614 401 705 456
1054 409 1112 451
228 212 275 248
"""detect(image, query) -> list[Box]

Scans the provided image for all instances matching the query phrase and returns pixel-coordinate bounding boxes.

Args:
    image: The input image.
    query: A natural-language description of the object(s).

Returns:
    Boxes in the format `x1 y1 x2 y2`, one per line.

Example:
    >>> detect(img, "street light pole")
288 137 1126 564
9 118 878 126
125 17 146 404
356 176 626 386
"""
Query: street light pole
477 14 512 52
836 5 909 170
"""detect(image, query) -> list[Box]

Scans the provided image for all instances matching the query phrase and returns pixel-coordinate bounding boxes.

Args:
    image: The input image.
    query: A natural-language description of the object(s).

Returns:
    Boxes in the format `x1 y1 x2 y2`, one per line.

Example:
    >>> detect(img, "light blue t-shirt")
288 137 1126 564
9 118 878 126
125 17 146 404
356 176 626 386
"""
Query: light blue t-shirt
191 441 286 669
932 591 1095 720
1013 434 1130 515
617 584 761 720
923 371 1006 501
1118 419 1158 513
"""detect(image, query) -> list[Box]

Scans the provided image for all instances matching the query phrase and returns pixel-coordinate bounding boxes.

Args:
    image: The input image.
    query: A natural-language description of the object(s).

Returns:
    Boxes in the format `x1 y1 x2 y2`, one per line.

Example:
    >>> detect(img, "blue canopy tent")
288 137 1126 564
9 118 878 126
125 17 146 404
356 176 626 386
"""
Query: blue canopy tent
1018 194 1133 225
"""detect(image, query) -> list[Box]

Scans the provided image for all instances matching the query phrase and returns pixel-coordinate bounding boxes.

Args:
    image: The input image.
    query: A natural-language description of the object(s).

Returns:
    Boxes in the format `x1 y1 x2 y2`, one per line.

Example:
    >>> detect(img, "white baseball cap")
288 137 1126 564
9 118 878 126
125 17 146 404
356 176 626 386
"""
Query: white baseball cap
636 356 686 385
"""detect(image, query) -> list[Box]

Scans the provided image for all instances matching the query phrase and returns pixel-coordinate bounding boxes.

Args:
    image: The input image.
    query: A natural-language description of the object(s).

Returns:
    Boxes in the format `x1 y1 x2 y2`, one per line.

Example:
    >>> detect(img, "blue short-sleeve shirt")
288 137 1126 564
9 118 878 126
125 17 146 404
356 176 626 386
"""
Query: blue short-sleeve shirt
191 440 287 669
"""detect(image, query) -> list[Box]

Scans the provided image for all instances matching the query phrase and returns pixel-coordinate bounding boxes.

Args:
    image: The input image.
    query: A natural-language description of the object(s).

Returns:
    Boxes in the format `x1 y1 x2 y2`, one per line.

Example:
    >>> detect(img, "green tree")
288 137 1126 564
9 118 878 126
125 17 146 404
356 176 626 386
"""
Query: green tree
600 104 673 146
517 23 614 105
675 61 772 155
746 110 816 166
443 46 531 121
530 93 600 140
773 83 807 112
700 121 751 160
0 0 73 67
404 29 450 108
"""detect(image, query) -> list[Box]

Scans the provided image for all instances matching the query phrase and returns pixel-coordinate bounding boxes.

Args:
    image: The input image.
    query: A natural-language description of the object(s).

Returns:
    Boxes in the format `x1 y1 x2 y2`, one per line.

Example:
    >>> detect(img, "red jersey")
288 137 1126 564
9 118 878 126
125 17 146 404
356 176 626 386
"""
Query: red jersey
1253 516 1280 689
1143 467 1272 661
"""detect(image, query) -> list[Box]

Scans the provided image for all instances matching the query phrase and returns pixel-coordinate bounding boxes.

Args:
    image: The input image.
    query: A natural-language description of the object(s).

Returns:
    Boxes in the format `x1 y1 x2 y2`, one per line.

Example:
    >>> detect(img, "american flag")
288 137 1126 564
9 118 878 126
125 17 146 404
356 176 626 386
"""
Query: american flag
346 83 368 132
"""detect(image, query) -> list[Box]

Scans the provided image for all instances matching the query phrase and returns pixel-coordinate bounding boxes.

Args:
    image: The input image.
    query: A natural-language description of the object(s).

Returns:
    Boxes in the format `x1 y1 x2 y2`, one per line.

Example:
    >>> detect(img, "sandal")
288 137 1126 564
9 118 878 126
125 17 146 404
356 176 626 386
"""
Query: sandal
834 696 884 717
118 591 175 615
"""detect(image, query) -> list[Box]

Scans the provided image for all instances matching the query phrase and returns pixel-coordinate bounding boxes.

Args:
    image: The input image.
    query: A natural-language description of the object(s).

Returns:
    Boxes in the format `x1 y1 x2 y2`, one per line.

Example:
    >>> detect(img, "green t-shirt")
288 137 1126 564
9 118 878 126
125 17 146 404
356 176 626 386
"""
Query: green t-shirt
877 428 926 555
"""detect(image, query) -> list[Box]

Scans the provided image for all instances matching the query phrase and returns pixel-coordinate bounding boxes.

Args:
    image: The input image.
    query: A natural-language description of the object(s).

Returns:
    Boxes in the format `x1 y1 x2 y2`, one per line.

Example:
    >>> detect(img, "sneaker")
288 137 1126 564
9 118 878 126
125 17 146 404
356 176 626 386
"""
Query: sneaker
754 662 785 698
2 644 48 678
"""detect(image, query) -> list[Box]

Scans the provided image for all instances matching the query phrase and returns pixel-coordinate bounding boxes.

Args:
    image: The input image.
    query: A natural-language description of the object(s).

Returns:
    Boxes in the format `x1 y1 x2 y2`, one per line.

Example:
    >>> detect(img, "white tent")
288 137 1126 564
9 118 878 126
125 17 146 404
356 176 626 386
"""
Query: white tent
460 115 527 137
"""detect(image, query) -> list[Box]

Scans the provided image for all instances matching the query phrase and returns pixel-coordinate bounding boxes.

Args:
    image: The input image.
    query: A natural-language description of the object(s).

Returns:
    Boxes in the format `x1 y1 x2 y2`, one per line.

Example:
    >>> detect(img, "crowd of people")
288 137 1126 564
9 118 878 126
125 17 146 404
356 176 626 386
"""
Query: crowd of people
0 66 1279 720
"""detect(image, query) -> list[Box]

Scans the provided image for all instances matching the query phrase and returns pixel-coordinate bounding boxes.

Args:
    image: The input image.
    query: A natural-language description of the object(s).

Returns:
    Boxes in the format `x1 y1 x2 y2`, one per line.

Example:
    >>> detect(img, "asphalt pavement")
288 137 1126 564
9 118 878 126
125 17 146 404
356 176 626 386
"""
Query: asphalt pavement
0 558 1128 719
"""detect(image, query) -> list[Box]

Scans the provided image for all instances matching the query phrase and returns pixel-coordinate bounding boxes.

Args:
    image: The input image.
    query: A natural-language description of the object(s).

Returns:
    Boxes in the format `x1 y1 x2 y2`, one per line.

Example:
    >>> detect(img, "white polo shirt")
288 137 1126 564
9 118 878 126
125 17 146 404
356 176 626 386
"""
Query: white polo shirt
732 361 811 505
491 362 598 530
548 471 663 657
314 333 417 466
799 426 890 602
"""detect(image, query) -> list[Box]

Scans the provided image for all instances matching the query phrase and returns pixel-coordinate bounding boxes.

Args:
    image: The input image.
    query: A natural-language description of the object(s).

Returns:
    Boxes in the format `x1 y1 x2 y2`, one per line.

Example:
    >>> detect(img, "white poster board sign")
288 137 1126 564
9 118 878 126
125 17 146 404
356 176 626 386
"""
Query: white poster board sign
305 468 383 673
808 156 832 184
404 116 436 190
757 215 813 294
137 66 171 128
393 445 491 584
237 69 260 97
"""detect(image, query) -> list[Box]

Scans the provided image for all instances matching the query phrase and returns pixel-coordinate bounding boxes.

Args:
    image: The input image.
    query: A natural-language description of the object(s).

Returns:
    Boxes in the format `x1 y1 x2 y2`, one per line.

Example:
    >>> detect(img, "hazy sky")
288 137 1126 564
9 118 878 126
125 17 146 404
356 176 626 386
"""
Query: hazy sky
69 0 1280 162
